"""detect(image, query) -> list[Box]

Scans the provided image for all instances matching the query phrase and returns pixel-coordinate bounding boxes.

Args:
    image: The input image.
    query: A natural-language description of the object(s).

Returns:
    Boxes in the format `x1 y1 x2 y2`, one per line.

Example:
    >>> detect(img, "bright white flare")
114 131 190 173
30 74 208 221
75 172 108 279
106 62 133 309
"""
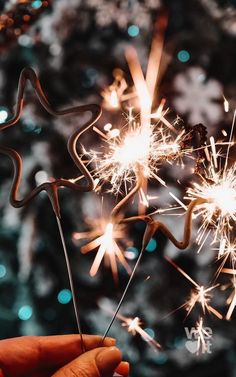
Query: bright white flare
186 161 236 244
86 119 186 194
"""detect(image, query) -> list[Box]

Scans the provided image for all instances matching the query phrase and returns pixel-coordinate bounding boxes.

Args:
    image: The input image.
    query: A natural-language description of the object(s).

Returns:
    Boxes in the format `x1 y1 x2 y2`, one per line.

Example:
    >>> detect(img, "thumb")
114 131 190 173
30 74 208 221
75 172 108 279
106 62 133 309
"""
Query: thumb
52 346 127 377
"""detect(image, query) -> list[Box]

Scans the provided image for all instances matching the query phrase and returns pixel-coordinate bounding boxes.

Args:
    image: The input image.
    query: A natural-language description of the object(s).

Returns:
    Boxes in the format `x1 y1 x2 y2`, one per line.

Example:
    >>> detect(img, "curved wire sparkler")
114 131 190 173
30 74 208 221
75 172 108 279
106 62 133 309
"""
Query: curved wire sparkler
0 67 102 352
0 67 101 217
111 167 144 221
102 196 208 341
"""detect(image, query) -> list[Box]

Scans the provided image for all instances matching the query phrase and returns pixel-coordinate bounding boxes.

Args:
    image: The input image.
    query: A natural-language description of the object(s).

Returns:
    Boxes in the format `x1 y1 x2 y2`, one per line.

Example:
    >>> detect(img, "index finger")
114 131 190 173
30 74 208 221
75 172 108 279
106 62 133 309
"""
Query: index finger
0 334 116 377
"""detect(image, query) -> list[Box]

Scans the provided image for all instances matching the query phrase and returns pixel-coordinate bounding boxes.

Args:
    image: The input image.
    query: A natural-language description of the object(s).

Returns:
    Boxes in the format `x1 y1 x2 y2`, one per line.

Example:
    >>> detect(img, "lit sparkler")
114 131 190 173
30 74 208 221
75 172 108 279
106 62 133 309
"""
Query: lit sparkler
83 113 188 195
185 113 236 249
96 11 181 202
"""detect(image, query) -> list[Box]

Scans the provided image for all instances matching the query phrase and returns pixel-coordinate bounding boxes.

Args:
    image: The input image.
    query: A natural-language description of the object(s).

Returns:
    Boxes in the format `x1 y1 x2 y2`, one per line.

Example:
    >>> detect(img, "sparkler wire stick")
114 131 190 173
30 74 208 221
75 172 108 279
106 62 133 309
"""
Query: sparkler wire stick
111 169 143 220
0 67 102 217
0 67 102 350
123 197 207 251
56 216 85 352
102 249 143 342
102 197 207 341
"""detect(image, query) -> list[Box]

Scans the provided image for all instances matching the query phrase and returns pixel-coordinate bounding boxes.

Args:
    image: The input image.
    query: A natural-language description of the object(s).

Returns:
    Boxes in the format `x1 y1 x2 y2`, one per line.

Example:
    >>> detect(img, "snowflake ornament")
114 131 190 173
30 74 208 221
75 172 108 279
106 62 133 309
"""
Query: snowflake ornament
173 67 223 126
88 0 160 30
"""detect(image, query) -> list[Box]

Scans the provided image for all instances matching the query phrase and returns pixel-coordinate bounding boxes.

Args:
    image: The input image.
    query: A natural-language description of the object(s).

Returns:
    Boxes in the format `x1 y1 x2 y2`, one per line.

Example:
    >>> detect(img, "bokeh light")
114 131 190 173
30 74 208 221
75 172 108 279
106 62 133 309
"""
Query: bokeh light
128 25 140 37
0 264 6 278
177 50 190 62
18 305 33 321
57 289 72 304
146 238 157 252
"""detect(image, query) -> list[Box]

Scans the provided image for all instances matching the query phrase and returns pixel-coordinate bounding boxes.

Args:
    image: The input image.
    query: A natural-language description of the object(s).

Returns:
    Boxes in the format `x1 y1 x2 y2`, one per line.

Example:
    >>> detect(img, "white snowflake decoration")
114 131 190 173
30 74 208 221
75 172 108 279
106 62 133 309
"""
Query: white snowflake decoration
173 67 223 126
88 0 160 30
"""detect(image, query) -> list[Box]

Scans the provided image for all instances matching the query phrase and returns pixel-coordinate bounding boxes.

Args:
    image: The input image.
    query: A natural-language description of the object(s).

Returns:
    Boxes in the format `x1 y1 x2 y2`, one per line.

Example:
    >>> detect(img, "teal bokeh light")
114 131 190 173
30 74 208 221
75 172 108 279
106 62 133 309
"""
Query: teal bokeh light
0 109 8 124
177 50 190 62
0 264 6 278
32 0 42 9
57 289 72 304
144 327 155 339
18 305 33 321
128 25 140 37
146 238 157 252
125 246 139 260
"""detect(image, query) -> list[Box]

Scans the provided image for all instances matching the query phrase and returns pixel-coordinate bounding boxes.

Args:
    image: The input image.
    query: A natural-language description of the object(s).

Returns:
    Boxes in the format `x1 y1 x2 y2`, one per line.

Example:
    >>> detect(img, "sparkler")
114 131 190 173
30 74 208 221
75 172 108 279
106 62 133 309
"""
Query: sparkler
185 112 236 251
102 196 208 341
214 236 236 278
87 115 187 195
0 67 102 352
93 10 176 201
99 18 235 342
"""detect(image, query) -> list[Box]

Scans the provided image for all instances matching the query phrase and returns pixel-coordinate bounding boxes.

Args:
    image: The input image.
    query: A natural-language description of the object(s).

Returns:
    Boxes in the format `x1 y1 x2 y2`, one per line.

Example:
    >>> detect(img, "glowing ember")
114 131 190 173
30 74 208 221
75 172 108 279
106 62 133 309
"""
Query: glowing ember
166 257 222 319
118 313 161 350
73 220 131 283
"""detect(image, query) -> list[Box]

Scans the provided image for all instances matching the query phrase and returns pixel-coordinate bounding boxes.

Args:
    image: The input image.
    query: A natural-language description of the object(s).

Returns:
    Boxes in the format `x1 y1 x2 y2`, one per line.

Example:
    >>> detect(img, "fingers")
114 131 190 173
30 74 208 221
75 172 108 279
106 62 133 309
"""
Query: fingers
0 335 116 377
52 346 129 377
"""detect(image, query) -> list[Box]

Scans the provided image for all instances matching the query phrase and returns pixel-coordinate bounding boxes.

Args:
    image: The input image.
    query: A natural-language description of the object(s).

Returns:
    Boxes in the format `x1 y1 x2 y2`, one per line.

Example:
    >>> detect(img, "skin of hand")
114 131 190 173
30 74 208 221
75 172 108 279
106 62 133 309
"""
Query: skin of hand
0 335 129 377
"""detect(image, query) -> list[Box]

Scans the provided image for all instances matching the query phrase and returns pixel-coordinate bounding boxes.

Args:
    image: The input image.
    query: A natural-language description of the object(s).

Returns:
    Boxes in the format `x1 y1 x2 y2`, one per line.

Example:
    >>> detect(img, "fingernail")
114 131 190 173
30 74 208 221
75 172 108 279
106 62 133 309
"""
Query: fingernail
103 337 116 347
96 347 122 375
115 361 130 376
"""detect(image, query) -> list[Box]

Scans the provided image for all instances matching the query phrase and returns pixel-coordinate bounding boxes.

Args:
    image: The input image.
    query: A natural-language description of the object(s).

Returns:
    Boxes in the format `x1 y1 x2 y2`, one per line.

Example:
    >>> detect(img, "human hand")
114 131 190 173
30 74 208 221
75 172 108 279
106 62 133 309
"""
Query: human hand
0 335 129 377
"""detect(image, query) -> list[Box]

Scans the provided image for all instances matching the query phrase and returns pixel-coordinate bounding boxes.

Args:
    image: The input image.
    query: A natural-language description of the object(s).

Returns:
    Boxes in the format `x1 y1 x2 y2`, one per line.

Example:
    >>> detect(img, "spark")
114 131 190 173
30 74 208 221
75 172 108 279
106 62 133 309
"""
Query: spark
221 277 236 320
101 69 136 110
96 11 183 199
185 124 236 246
73 219 131 283
214 236 236 277
84 114 188 194
223 95 229 113
186 159 236 244
186 115 236 246
117 313 161 351
195 317 212 355
166 257 222 319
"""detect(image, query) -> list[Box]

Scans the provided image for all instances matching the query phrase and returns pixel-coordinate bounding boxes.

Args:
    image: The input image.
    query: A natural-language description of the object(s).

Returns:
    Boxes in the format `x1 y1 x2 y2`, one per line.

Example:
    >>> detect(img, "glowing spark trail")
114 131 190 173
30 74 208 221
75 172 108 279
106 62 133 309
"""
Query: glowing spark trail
166 257 222 319
214 237 236 278
186 160 236 245
195 317 212 355
221 277 236 320
118 313 161 351
73 219 131 283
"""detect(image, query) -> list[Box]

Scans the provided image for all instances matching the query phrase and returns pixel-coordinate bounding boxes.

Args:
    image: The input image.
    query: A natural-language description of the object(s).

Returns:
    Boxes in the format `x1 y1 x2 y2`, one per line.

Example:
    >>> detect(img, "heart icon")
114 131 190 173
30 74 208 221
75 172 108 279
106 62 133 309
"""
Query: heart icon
185 340 199 353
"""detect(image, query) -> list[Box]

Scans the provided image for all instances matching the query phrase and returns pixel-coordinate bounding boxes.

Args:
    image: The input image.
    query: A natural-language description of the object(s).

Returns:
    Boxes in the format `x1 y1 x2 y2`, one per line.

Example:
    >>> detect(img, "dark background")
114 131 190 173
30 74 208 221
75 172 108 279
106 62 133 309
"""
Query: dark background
0 1 236 376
